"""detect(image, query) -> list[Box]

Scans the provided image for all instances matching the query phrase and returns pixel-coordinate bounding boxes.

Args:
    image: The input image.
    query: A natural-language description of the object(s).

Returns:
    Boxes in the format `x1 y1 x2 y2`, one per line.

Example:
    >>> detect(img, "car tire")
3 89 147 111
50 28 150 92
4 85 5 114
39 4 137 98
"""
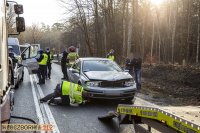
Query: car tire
20 71 24 82
78 81 81 85
124 97 134 104
15 81 19 89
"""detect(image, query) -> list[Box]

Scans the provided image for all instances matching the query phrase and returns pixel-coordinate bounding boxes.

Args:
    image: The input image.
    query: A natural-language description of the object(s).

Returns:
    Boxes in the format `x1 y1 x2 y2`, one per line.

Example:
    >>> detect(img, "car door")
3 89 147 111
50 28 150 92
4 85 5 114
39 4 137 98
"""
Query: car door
21 44 40 74
68 60 81 83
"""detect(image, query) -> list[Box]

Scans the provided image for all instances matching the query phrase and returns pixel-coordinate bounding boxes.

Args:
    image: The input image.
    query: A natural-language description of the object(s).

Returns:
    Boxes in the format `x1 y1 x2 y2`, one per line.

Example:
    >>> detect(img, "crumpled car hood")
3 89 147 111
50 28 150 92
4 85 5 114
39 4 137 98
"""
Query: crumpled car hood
84 71 132 81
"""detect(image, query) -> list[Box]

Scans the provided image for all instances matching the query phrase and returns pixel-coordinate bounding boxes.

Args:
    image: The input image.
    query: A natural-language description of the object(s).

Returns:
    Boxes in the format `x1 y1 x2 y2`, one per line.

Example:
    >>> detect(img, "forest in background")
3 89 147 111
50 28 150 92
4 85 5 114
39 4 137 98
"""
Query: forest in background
7 0 200 65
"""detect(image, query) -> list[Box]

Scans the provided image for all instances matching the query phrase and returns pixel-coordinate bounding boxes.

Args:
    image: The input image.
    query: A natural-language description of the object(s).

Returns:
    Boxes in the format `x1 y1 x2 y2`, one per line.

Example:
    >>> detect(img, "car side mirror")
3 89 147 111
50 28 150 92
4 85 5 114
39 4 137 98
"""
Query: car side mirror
14 4 23 14
21 54 26 60
16 17 25 32
72 69 79 73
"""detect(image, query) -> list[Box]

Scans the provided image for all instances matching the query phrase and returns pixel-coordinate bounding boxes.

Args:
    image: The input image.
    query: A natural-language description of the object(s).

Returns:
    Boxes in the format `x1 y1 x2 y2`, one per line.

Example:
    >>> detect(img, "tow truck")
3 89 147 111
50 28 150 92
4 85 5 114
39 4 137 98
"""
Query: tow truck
99 98 200 133
1 0 25 125
1 1 41 132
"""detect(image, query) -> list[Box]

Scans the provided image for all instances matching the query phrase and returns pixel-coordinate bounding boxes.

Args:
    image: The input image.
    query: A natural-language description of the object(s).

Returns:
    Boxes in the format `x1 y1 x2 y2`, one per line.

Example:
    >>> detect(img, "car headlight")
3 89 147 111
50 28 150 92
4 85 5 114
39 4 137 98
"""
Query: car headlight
124 79 135 87
86 81 101 87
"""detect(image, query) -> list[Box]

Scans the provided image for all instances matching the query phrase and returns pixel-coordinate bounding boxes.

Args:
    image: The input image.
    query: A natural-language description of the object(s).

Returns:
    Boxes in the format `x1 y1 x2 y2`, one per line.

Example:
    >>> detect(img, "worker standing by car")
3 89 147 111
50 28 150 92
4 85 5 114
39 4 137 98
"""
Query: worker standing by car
67 46 79 67
39 80 87 105
106 49 115 61
61 46 69 80
36 49 48 84
125 57 134 77
132 53 142 90
45 47 53 79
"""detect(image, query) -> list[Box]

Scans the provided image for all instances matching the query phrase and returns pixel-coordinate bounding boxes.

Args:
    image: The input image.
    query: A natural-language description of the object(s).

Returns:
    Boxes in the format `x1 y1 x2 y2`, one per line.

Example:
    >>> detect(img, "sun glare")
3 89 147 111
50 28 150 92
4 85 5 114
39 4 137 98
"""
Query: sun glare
150 0 164 6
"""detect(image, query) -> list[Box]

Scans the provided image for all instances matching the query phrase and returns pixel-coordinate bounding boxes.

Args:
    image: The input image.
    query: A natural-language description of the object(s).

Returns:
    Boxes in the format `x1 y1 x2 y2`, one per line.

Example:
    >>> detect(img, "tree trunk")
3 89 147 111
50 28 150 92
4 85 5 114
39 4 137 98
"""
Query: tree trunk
93 0 101 56
151 17 155 64
156 8 161 63
127 0 136 57
186 0 191 63
122 0 127 58
171 0 178 64
196 1 200 63
74 0 93 56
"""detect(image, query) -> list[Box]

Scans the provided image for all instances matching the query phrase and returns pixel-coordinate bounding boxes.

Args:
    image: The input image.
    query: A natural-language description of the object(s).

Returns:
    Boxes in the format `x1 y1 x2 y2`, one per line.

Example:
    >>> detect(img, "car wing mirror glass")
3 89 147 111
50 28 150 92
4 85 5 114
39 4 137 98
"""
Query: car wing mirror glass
21 54 26 60
16 17 25 32
14 4 24 14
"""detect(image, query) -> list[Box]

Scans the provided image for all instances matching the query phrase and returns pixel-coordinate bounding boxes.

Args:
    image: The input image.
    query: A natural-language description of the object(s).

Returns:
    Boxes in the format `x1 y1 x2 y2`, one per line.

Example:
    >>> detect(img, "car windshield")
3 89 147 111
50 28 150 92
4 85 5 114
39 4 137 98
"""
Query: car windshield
82 60 122 72
9 45 20 55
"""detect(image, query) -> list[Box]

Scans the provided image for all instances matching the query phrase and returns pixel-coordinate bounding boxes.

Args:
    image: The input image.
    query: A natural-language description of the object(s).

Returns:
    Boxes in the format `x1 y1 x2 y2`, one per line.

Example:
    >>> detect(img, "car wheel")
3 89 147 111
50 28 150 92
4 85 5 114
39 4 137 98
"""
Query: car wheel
20 71 24 82
78 81 81 85
15 81 19 89
124 97 134 104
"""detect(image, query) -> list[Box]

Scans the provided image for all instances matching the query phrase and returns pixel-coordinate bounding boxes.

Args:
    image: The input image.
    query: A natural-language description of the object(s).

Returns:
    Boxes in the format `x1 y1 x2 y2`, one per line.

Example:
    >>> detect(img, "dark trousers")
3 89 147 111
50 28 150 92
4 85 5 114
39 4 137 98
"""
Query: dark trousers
37 65 46 83
134 69 141 89
46 63 52 78
40 84 70 105
61 63 68 79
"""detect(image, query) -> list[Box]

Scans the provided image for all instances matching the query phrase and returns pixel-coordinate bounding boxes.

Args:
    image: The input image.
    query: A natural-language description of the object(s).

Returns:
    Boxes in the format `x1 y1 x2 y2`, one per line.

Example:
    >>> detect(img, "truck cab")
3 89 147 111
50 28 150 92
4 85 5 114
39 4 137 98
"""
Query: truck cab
0 0 25 126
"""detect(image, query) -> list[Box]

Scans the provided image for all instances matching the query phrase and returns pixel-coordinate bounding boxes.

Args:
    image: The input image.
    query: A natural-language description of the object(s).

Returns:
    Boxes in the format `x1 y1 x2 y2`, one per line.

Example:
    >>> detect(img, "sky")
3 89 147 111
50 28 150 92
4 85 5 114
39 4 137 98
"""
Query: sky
15 0 66 26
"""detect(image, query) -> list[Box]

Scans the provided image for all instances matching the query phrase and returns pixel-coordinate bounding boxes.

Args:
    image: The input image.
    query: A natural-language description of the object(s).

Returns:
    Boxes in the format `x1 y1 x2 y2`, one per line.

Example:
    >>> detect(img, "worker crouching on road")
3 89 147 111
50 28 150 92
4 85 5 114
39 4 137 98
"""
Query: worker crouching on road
36 49 48 84
39 81 87 105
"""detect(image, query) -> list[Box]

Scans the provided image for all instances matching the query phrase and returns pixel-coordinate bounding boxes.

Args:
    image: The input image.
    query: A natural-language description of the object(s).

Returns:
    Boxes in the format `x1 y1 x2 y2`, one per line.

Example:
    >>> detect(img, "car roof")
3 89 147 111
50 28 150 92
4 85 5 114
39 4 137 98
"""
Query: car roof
79 57 111 61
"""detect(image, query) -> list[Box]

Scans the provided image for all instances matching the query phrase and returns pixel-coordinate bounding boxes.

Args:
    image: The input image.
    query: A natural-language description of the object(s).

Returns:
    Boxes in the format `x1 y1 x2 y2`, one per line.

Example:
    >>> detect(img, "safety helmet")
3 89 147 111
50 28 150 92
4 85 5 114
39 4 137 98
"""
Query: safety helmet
68 46 76 52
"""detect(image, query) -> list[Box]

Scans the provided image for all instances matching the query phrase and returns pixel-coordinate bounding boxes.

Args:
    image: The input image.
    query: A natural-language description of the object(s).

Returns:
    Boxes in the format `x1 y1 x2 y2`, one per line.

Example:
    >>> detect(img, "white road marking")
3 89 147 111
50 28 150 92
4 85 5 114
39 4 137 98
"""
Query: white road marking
29 75 45 133
33 74 60 133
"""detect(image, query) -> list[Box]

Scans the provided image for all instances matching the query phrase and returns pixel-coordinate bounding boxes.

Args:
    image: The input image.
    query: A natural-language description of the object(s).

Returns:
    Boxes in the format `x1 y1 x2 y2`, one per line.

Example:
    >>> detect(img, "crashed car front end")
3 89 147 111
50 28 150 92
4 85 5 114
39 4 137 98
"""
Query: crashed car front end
82 78 137 99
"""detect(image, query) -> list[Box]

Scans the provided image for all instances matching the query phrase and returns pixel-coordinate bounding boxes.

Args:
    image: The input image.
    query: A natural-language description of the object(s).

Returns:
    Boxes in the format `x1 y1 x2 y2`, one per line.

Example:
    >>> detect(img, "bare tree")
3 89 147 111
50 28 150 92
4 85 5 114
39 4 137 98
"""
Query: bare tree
171 0 178 64
196 0 200 63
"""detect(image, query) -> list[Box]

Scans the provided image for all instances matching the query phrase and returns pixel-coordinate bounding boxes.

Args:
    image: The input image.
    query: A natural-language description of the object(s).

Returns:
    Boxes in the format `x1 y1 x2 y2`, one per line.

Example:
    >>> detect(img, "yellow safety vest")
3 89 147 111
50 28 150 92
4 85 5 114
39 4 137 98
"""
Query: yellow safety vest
61 81 84 104
67 52 79 66
62 81 70 95
39 53 48 65
108 55 115 61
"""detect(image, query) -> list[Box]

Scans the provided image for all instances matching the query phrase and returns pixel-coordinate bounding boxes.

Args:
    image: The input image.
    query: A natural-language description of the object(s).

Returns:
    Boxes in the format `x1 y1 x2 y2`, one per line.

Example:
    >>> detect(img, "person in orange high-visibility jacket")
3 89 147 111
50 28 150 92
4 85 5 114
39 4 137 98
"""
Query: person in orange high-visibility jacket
39 81 87 105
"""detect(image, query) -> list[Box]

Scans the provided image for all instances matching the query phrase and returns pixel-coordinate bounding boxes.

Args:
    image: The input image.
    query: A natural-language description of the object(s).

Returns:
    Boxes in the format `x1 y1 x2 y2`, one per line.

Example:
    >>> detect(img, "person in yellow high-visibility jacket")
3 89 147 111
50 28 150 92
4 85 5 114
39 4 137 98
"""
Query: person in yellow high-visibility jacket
67 46 79 67
36 49 48 84
39 81 87 105
106 49 115 61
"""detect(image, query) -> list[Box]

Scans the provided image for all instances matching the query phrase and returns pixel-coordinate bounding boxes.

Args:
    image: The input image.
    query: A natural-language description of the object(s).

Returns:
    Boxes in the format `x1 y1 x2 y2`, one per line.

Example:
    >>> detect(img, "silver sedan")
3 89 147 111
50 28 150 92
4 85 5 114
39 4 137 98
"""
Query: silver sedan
67 58 137 102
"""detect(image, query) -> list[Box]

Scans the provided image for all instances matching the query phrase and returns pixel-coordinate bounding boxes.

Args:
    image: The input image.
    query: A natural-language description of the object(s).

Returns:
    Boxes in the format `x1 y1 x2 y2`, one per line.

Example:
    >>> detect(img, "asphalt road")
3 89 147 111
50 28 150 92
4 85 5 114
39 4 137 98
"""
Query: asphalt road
10 63 137 133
